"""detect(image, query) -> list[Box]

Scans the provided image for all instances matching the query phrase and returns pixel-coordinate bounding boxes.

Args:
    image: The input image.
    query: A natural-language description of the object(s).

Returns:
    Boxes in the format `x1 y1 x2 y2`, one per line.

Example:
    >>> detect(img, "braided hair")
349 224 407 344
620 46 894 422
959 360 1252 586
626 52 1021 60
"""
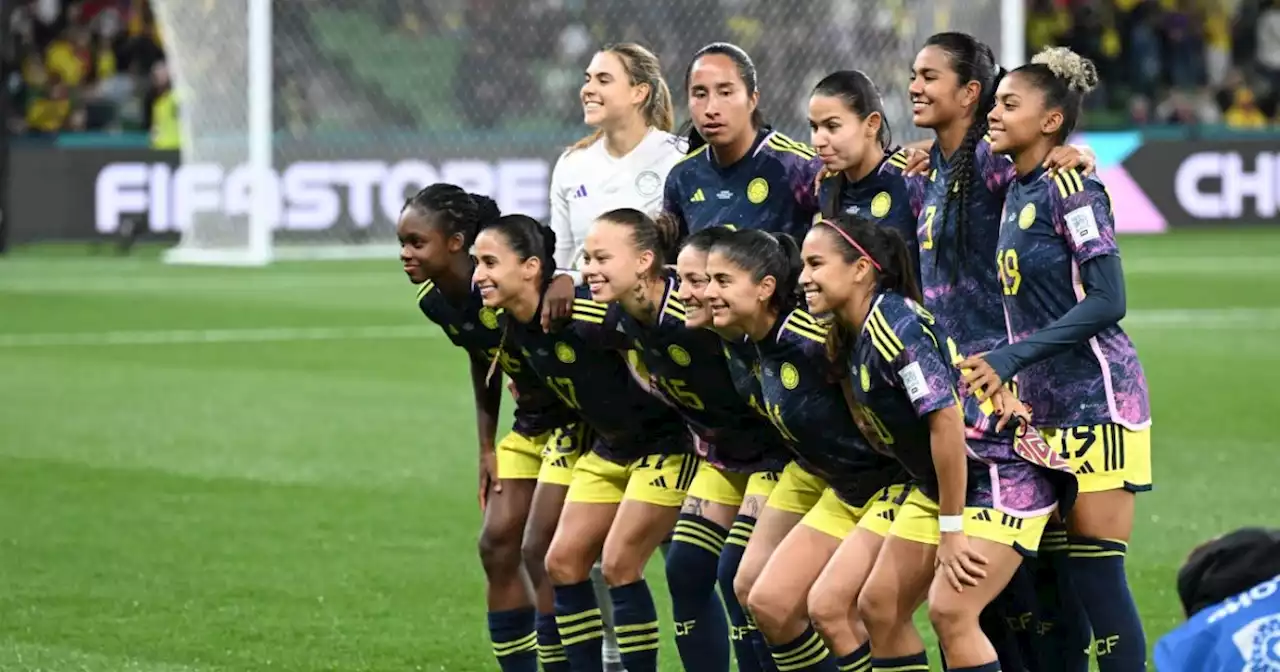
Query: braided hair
402 183 501 248
924 33 1003 282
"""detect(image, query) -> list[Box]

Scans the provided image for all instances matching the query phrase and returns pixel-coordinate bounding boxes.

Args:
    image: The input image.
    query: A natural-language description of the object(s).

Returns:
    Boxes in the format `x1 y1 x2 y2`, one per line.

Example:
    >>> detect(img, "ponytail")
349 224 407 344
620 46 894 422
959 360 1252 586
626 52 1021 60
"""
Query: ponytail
570 43 675 152
709 230 803 314
485 214 559 288
595 208 681 278
682 42 766 154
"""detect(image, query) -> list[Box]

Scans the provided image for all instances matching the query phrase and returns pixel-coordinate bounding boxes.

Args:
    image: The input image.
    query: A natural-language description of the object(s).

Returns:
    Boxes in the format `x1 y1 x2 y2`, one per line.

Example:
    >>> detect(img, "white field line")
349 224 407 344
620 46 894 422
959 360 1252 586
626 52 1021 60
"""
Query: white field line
2 308 1280 349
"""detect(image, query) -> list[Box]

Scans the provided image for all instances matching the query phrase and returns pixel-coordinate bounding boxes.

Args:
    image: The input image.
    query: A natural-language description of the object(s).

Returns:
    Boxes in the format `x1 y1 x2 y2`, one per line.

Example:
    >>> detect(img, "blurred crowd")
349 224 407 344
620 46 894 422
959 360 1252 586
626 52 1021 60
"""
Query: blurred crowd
3 0 173 142
1028 0 1280 127
5 0 1280 140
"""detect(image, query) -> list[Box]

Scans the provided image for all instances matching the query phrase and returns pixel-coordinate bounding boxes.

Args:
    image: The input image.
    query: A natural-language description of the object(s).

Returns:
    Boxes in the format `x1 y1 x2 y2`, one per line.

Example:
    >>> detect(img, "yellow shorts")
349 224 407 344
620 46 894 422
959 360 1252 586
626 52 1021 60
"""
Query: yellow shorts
800 484 910 540
495 431 549 480
1039 424 1151 494
765 461 828 515
567 451 701 507
686 463 781 507
889 488 1050 555
537 423 590 487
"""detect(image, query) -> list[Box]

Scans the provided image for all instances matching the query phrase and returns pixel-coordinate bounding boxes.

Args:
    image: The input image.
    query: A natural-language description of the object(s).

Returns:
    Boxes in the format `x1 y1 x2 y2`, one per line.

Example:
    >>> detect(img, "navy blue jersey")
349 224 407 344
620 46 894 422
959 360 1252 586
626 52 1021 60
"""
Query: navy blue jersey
849 291 1061 513
818 148 926 277
662 129 824 238
500 286 694 462
754 308 907 504
617 276 790 473
998 167 1151 429
722 334 769 420
416 279 574 437
918 136 1016 356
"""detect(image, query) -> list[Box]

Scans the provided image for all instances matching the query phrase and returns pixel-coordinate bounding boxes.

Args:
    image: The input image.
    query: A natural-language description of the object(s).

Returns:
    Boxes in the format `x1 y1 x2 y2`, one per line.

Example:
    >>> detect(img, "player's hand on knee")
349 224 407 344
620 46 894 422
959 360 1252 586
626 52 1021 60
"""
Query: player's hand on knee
479 450 501 510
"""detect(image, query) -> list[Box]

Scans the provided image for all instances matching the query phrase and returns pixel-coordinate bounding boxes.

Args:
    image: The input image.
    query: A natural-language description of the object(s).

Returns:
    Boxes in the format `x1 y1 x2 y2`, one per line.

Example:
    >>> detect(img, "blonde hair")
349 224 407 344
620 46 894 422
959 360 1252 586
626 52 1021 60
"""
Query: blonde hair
1031 47 1099 94
570 43 675 151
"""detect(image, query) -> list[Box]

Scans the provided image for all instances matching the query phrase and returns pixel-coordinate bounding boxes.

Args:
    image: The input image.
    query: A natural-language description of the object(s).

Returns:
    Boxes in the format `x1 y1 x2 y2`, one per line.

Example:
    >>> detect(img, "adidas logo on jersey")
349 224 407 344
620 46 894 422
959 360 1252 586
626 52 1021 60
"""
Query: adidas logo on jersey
571 185 588 199
690 188 705 203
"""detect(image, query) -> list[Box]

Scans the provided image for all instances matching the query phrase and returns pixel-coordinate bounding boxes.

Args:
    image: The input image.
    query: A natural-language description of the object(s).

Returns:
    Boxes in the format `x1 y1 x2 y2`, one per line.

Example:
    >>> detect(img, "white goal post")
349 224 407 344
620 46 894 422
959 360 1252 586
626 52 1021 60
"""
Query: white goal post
149 0 1025 266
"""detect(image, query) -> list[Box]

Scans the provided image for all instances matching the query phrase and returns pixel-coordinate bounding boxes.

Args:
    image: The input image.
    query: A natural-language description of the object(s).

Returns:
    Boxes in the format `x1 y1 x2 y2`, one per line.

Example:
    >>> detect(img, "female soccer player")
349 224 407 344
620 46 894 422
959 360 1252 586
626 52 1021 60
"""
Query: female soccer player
907 32 1097 667
674 227 787 671
960 47 1153 672
398 184 580 672
579 209 791 672
662 42 824 239
473 215 697 672
547 42 682 668
703 229 910 672
799 213 1074 672
549 42 683 271
810 70 922 275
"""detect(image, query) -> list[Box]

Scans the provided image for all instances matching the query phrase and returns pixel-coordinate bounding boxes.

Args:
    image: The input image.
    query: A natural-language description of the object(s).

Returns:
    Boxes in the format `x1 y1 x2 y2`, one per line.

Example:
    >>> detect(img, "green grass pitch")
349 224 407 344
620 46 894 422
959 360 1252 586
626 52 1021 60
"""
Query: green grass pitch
1 229 1277 671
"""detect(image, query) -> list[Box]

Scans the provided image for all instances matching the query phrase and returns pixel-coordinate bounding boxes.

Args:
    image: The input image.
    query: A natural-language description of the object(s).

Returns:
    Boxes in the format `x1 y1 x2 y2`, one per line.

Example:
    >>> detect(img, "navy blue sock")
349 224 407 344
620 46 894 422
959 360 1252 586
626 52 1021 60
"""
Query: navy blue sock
870 651 930 672
1068 536 1146 672
554 580 604 672
978 594 1024 672
610 579 661 672
667 514 731 672
769 626 838 671
721 515 775 672
536 612 569 672
1034 527 1091 672
948 663 1002 672
488 608 538 672
835 641 872 672
997 563 1043 671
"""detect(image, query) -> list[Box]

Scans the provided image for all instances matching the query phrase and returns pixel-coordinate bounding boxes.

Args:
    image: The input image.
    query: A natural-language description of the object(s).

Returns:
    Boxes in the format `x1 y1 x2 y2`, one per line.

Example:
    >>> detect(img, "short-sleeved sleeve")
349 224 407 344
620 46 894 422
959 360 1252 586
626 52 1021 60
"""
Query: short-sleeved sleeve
1055 180 1119 266
787 155 825 218
977 135 1017 195
661 169 689 238
874 307 959 419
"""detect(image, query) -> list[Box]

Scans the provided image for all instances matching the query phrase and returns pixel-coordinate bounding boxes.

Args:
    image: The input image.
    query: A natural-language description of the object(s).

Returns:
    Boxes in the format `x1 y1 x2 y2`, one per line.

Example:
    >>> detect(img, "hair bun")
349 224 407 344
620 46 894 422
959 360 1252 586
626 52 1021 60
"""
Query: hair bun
1031 47 1099 94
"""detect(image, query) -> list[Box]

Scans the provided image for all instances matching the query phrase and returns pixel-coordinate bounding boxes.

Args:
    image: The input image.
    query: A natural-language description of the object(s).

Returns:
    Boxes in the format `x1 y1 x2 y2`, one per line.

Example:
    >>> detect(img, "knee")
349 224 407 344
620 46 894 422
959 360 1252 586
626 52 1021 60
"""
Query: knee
520 531 552 580
733 562 758 611
927 595 976 643
600 551 644 587
544 539 591 586
856 582 895 633
747 580 793 634
806 585 845 639
478 524 523 578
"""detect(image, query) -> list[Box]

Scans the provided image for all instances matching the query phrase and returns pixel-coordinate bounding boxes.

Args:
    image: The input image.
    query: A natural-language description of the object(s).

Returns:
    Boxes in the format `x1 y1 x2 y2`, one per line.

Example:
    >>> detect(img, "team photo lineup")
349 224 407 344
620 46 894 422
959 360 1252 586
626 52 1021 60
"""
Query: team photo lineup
401 31 1156 672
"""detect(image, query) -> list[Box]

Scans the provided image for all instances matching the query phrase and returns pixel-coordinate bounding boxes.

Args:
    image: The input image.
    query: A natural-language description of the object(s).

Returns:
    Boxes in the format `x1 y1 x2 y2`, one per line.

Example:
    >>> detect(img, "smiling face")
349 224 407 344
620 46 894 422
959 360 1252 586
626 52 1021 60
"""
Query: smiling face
581 50 646 129
799 225 872 315
687 53 758 149
705 250 770 330
580 219 650 304
675 244 713 328
908 45 976 130
809 93 882 174
988 71 1059 155
472 228 537 310
397 208 461 284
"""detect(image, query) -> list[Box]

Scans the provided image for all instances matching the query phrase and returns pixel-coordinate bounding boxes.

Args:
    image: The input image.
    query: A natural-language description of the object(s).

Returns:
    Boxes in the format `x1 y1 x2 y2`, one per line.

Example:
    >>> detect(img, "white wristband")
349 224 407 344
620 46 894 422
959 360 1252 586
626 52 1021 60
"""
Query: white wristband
938 515 964 533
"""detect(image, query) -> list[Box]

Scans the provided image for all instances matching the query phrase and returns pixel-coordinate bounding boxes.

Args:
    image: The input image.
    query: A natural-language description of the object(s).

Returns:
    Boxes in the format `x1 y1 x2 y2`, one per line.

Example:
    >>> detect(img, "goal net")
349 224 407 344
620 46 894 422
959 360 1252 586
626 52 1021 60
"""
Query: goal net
149 0 1016 265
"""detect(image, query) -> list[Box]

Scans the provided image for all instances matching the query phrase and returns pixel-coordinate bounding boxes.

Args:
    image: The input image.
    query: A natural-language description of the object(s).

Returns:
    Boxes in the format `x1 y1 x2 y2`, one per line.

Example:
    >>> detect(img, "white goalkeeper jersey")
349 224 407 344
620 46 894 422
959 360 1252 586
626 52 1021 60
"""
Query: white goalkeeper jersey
549 128 686 269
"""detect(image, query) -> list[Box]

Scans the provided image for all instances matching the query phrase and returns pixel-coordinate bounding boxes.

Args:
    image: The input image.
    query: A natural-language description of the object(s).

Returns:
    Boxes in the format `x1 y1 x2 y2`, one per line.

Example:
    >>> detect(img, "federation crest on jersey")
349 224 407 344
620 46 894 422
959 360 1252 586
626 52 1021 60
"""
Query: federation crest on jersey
871 192 892 218
555 342 576 364
1018 203 1037 230
747 178 769 204
635 170 662 197
1232 613 1280 671
780 362 800 390
478 307 499 329
667 344 691 367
